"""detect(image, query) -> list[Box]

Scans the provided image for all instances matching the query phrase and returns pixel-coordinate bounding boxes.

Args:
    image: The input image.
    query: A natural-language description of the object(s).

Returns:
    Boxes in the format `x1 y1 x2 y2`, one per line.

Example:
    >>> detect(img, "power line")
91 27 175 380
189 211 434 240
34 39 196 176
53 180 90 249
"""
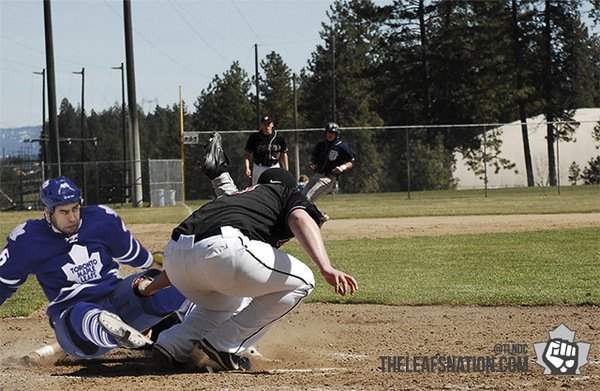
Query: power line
230 1 263 45
168 1 231 64
103 0 211 80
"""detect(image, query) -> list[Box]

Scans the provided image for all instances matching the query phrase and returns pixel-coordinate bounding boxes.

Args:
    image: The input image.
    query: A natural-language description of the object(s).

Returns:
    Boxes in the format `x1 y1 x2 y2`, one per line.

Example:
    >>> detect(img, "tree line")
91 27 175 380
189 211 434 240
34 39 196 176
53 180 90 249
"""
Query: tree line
41 0 600 199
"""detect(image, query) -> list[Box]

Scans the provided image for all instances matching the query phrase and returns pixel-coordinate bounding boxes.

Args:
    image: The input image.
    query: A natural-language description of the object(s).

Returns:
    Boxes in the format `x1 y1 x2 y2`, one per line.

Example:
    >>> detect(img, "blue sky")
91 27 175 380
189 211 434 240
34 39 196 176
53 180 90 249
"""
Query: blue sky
1 0 367 129
1 1 597 130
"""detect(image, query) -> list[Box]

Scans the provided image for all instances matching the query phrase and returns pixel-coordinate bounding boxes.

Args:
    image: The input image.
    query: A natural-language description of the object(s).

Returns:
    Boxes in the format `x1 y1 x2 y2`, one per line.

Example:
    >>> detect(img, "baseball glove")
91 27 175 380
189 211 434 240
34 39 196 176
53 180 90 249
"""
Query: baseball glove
132 268 162 297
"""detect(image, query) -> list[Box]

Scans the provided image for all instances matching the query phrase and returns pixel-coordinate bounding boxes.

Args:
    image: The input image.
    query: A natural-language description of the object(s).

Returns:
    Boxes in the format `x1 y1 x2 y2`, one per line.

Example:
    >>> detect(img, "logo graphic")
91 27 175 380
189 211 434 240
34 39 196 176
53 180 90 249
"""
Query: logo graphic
8 222 26 241
534 324 591 375
61 244 103 284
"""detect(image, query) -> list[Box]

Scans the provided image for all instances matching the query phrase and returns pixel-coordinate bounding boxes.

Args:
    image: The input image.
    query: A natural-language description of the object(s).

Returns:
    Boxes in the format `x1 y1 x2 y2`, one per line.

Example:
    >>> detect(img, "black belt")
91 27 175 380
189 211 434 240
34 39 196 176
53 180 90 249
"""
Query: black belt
171 227 223 243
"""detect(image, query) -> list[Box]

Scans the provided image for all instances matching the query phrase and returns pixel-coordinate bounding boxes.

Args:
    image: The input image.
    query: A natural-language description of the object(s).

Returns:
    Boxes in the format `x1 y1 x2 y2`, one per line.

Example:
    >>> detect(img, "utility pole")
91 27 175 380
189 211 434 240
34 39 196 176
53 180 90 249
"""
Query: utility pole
112 62 128 202
179 85 186 202
292 74 299 181
123 0 143 207
72 67 86 197
43 0 61 177
33 69 48 178
331 33 336 123
255 43 260 129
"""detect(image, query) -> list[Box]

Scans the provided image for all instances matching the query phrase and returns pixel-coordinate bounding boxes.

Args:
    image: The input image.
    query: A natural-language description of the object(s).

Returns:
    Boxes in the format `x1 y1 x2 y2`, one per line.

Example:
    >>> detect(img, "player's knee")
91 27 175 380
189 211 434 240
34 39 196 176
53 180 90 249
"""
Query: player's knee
299 268 316 297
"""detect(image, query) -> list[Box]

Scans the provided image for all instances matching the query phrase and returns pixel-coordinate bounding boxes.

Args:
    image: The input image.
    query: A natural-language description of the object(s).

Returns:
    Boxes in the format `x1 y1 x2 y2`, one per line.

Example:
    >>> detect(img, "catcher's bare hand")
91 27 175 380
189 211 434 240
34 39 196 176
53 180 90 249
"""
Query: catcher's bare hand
132 275 154 297
321 267 358 296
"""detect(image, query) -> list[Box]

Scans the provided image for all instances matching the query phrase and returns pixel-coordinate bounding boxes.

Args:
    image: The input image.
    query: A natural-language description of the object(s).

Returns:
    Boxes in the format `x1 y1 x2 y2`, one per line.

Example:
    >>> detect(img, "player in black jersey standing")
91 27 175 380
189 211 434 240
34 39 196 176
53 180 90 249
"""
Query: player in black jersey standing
302 122 356 201
142 163 358 371
244 116 289 185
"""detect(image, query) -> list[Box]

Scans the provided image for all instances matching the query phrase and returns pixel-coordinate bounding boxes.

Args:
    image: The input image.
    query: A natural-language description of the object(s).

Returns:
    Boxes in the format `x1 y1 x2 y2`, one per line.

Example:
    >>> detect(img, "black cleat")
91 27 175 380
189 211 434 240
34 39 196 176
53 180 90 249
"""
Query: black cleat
201 132 230 180
197 338 251 371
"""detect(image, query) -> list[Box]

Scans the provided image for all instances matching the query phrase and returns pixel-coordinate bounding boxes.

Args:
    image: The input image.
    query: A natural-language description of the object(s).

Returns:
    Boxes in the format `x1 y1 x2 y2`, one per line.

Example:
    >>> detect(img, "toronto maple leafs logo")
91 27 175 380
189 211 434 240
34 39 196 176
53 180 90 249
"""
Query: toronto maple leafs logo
61 245 103 284
534 324 591 375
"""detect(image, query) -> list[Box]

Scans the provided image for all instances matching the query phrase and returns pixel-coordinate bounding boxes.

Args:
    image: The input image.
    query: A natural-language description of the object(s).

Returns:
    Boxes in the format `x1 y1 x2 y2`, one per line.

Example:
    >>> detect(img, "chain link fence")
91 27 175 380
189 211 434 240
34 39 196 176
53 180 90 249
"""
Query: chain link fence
1 111 598 210
0 159 183 211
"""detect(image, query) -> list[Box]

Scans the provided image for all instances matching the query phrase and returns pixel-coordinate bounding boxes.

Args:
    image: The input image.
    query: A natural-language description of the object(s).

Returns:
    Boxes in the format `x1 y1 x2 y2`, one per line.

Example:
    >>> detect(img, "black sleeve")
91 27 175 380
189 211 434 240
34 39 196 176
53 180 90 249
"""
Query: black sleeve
244 133 256 153
309 143 320 164
278 134 288 153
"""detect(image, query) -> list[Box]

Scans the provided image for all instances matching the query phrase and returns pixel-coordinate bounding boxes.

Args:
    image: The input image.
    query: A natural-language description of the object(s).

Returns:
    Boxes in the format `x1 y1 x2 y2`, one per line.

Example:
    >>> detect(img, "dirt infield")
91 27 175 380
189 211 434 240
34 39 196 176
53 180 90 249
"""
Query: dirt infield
1 213 599 390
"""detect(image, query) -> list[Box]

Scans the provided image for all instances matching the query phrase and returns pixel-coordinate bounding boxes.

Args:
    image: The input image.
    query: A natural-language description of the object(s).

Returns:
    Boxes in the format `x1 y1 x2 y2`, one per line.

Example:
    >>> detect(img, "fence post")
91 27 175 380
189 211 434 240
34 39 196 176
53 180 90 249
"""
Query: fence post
483 125 488 198
406 127 411 200
555 127 561 195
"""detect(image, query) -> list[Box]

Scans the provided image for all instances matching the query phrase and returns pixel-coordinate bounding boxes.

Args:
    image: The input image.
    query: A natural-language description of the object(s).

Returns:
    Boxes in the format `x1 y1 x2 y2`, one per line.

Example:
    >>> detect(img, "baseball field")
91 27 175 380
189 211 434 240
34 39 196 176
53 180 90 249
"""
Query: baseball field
1 186 599 390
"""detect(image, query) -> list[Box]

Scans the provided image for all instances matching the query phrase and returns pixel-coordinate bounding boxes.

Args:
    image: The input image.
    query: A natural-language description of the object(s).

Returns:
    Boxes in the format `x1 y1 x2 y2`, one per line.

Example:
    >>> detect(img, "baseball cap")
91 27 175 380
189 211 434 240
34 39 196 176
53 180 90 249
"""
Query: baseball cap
257 168 296 188
261 116 274 124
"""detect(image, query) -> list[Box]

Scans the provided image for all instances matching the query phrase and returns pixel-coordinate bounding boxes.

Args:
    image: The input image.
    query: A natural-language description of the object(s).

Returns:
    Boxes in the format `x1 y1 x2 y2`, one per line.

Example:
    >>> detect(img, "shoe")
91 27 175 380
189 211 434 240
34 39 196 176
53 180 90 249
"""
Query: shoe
197 338 251 371
98 311 153 349
152 344 178 369
201 132 230 180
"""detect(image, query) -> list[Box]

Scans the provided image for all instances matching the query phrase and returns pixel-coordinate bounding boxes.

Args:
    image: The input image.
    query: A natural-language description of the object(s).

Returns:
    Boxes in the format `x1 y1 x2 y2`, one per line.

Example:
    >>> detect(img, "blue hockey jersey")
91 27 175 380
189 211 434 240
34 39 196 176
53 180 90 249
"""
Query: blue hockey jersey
0 205 153 318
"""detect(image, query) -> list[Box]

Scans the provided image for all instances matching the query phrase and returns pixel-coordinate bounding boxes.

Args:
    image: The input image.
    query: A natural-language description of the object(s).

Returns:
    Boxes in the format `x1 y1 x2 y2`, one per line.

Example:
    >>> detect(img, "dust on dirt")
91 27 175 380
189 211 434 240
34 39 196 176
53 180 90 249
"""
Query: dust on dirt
1 214 599 390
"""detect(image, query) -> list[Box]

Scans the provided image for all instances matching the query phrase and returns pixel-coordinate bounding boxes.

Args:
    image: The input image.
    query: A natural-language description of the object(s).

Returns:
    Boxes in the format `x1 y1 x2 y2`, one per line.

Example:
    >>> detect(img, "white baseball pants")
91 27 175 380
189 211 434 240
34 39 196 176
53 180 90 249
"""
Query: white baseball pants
162 226 315 355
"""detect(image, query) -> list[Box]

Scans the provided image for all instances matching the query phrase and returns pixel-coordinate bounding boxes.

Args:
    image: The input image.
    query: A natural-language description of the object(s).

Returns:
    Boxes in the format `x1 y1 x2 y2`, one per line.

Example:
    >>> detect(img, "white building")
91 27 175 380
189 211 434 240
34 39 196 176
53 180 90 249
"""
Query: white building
454 108 600 189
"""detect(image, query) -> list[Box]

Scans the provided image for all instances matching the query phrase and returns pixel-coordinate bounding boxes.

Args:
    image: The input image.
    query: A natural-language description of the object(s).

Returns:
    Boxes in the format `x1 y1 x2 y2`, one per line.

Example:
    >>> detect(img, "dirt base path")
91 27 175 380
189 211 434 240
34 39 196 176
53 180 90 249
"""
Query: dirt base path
1 304 599 390
1 213 599 390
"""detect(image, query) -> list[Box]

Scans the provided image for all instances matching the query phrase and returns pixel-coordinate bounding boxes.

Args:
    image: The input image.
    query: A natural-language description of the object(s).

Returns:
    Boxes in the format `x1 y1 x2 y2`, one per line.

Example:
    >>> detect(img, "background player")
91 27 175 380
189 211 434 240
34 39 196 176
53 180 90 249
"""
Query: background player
0 177 189 360
302 122 356 202
244 116 289 185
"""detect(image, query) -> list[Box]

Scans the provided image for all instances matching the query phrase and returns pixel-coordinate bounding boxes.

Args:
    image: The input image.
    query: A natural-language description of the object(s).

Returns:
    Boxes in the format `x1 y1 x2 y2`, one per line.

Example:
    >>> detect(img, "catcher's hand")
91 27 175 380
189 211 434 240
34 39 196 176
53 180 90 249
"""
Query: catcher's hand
132 269 162 297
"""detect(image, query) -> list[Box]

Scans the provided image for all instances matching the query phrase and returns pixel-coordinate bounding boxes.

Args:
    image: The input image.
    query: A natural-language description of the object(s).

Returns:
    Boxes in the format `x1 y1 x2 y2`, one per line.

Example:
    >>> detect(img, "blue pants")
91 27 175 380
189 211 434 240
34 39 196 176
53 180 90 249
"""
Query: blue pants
52 273 188 359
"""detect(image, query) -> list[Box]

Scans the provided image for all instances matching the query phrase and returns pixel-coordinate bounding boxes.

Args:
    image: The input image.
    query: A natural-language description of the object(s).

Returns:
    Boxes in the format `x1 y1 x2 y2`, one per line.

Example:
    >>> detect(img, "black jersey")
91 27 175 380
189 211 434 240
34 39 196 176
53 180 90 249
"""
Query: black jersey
244 131 288 166
172 184 321 248
310 139 356 175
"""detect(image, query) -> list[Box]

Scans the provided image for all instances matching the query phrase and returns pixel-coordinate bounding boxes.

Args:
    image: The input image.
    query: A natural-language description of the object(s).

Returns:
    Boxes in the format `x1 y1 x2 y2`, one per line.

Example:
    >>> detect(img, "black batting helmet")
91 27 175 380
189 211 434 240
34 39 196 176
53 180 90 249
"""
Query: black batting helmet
324 122 340 134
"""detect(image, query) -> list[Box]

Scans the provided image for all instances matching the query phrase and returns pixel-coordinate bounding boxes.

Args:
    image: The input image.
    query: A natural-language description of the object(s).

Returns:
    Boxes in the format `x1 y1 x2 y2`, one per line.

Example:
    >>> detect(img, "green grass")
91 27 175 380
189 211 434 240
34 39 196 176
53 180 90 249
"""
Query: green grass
284 228 600 306
1 186 598 317
315 185 600 219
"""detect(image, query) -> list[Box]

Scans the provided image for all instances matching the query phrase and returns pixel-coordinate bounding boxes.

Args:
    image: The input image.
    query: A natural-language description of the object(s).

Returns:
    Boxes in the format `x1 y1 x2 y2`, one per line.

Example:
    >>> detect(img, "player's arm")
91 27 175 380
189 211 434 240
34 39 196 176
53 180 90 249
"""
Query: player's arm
279 136 289 170
307 144 321 172
332 146 356 174
281 150 289 171
287 209 358 296
136 270 172 297
100 206 153 269
0 236 30 305
332 161 353 174
243 135 255 178
243 151 253 178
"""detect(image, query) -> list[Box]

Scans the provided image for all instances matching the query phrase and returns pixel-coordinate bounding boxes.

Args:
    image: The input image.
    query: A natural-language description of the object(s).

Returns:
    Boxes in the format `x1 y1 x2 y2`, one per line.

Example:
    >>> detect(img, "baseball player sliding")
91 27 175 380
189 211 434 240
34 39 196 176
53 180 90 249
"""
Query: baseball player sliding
302 122 356 202
140 135 358 372
0 177 190 361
